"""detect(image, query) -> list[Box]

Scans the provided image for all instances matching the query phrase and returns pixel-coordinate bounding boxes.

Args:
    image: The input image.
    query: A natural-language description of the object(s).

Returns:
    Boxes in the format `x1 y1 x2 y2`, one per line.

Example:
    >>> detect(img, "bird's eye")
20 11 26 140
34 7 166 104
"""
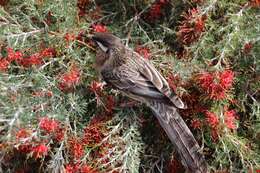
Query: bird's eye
96 41 109 53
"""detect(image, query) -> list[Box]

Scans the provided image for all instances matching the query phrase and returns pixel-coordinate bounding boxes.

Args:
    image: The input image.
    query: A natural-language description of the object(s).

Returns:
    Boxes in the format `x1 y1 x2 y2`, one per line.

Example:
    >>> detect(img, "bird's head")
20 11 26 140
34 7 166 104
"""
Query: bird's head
91 33 124 54
91 33 125 68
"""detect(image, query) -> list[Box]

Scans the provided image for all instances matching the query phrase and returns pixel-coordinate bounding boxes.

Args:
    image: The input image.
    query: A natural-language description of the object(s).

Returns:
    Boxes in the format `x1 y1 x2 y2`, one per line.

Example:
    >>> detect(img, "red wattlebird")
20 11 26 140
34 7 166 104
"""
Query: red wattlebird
91 33 208 173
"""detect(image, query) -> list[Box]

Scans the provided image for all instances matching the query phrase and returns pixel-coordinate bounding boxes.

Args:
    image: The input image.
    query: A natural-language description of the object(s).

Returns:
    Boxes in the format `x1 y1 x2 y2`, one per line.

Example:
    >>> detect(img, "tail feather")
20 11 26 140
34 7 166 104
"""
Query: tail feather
149 101 208 173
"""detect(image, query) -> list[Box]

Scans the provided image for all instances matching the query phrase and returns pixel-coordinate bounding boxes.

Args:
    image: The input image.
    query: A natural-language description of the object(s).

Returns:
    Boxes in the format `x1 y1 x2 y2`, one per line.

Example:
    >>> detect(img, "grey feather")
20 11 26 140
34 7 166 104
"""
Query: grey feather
149 101 208 173
92 33 208 173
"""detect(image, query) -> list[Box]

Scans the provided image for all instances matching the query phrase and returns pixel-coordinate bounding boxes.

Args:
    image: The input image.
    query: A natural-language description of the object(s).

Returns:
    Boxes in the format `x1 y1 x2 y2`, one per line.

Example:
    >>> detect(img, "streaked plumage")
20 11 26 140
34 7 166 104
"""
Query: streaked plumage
91 33 208 173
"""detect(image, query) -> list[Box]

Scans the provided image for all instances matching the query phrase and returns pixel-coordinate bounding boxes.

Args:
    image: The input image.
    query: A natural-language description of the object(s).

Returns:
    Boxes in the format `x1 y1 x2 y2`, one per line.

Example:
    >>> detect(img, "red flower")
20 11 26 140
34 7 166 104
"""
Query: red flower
39 117 59 133
65 164 75 173
54 127 65 142
17 53 43 67
191 119 202 129
40 48 56 58
6 47 23 62
177 8 206 45
65 163 80 173
250 0 260 7
148 3 163 20
83 124 104 145
81 164 98 173
198 70 234 100
58 65 81 92
195 17 205 33
0 58 10 72
167 73 181 93
219 70 234 90
198 72 213 89
32 144 48 158
205 111 219 128
224 110 238 129
68 138 84 159
92 24 107 33
64 33 76 42
89 81 103 95
17 143 32 153
135 46 150 59
243 42 253 54
210 84 226 100
16 129 30 140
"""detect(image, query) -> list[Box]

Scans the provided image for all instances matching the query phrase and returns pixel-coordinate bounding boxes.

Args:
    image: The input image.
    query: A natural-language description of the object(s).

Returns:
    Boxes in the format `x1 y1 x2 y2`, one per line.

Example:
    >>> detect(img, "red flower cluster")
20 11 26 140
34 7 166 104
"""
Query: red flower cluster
0 48 23 72
58 65 81 92
147 0 168 20
243 42 253 54
6 47 23 62
17 141 48 158
64 33 76 43
191 119 202 129
180 95 207 120
224 109 238 130
39 117 59 133
81 164 98 173
16 129 31 140
31 144 48 158
198 70 234 100
39 117 64 141
89 81 103 96
68 138 84 159
92 24 107 33
205 111 219 141
54 127 65 142
17 143 32 153
167 73 181 93
250 0 260 7
0 47 56 71
20 48 55 67
205 111 219 128
135 46 151 59
65 163 98 173
0 59 10 72
83 123 104 146
18 53 43 67
177 8 206 45
40 47 56 58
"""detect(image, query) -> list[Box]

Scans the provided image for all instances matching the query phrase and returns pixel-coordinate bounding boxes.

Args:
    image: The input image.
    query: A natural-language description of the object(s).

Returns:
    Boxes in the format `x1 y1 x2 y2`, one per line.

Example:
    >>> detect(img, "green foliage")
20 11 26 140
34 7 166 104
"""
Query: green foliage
0 0 259 172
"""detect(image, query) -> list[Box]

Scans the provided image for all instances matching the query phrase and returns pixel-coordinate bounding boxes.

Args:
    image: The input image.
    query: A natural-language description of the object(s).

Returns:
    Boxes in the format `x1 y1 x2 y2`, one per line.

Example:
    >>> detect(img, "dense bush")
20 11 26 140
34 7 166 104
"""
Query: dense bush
0 0 259 172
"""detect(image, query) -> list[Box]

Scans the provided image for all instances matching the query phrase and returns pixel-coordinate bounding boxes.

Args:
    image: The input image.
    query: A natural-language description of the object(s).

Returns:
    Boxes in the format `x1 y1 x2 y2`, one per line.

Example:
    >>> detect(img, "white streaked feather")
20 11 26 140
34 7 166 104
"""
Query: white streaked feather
96 41 108 52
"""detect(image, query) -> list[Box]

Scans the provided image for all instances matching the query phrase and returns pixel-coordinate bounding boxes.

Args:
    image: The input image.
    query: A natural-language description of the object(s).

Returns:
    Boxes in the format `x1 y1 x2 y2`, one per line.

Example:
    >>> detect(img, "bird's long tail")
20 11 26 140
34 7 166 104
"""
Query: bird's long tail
149 101 208 173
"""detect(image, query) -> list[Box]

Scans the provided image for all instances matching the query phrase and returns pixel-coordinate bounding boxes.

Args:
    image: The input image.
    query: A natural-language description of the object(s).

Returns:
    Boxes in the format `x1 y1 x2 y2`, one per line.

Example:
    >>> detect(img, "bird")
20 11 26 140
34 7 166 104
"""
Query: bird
91 32 208 173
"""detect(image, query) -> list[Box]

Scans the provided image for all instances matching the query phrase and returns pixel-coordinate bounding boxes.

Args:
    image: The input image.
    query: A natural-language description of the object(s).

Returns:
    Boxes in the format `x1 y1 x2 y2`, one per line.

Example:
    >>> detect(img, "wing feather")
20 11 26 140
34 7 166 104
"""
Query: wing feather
101 66 170 102
131 50 186 109
101 48 186 108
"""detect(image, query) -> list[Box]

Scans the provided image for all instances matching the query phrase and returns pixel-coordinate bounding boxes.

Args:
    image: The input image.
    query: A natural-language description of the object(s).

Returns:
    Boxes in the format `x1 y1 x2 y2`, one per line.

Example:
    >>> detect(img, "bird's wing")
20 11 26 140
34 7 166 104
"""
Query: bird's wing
101 49 186 108
129 50 186 109
101 65 171 103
